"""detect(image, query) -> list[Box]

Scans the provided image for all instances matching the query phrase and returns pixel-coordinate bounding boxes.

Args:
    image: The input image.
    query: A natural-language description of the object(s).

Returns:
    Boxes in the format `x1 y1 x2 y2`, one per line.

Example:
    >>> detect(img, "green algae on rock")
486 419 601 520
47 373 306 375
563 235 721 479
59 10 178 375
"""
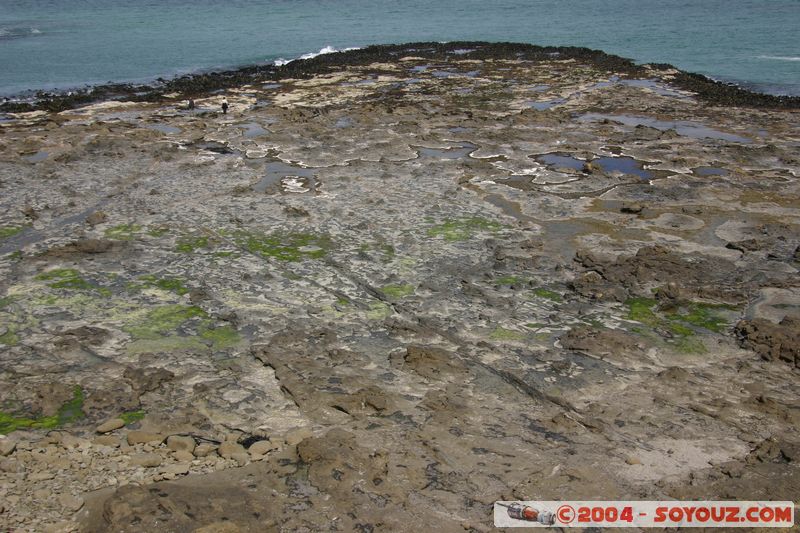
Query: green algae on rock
234 231 331 261
381 284 415 299
35 268 111 297
0 326 19 346
625 298 734 354
199 324 240 349
123 304 208 340
490 327 527 341
532 287 563 302
0 225 28 240
427 217 503 241
666 302 736 333
136 275 190 296
625 297 659 326
0 386 84 434
495 275 524 286
118 410 146 425
175 235 213 253
104 223 142 240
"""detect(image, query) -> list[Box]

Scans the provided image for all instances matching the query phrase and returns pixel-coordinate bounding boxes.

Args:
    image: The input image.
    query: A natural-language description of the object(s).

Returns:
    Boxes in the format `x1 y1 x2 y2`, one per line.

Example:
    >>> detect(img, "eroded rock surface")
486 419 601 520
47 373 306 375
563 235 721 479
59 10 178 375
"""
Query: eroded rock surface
0 43 798 532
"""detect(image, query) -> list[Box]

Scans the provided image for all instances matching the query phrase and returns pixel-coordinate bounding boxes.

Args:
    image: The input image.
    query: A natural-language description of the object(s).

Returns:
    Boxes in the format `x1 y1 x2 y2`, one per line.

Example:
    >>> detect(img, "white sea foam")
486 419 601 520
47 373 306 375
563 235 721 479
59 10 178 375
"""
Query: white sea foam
0 27 42 38
758 55 800 62
273 45 360 66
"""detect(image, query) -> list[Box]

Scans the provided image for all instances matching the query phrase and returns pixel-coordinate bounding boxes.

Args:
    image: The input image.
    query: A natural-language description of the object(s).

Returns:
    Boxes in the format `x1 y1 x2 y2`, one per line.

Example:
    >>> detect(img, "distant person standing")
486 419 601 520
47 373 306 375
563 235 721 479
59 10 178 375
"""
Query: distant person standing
221 98 229 114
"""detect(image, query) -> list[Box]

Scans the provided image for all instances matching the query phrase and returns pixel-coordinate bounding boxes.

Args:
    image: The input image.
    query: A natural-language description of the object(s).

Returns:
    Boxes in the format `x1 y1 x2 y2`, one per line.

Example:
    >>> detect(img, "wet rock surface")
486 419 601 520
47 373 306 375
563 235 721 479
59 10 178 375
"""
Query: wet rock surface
1 43 799 531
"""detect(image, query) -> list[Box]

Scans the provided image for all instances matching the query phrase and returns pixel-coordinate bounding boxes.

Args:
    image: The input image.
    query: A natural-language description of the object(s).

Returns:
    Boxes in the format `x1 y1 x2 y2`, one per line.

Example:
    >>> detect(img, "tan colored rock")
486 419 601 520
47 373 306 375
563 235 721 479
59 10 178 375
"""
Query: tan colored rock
173 450 194 462
28 471 56 481
85 211 108 226
34 488 51 500
195 522 241 533
626 456 642 465
231 452 249 466
166 435 195 454
0 438 17 456
96 418 125 434
60 434 89 449
193 443 218 457
247 440 275 456
217 441 246 459
0 458 24 473
93 435 121 448
127 431 164 445
129 453 162 468
161 463 190 476
58 493 85 512
44 521 77 533
285 427 313 446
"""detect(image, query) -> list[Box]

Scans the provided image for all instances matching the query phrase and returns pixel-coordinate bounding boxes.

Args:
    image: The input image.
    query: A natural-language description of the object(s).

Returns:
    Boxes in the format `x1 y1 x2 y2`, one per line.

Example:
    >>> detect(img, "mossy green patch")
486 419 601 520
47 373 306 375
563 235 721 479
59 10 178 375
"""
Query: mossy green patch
0 225 27 240
235 231 330 262
427 217 503 241
666 321 694 337
490 327 526 341
0 386 84 434
119 410 145 425
176 235 212 253
626 297 659 326
0 296 13 309
666 303 734 333
672 335 707 354
138 275 190 295
366 301 392 320
125 336 207 354
199 324 240 349
0 326 19 346
533 287 562 302
213 251 238 258
6 251 23 261
495 275 523 286
146 226 170 237
381 284 415 299
35 268 111 297
625 298 727 354
124 304 208 340
380 244 396 259
104 223 141 240
361 242 397 262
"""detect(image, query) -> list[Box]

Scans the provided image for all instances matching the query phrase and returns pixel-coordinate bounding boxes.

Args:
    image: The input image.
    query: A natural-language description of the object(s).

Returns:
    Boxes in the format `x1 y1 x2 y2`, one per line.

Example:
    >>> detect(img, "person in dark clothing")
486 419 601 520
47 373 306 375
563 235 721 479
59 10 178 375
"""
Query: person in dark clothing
221 98 229 114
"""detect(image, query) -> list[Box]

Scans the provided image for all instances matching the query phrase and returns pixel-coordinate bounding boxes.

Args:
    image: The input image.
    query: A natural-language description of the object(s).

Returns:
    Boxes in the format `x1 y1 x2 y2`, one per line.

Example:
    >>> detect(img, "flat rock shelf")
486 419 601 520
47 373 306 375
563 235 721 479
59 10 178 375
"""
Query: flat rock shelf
0 42 798 532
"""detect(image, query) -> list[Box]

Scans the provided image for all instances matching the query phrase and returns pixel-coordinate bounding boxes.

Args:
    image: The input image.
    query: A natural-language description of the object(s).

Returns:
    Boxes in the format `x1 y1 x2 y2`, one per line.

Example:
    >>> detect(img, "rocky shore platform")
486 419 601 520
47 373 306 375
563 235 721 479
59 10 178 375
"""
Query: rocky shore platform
1 42 798 532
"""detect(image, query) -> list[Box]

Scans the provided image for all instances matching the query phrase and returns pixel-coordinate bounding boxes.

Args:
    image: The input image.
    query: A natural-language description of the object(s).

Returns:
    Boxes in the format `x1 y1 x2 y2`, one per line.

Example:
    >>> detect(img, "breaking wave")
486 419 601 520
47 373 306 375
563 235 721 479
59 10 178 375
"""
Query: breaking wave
0 27 43 39
757 55 800 62
273 45 361 67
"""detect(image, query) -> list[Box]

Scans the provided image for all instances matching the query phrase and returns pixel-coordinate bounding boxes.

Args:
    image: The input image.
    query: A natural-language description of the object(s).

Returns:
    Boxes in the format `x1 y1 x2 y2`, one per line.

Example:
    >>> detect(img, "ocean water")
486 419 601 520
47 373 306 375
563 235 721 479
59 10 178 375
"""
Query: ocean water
1 0 798 97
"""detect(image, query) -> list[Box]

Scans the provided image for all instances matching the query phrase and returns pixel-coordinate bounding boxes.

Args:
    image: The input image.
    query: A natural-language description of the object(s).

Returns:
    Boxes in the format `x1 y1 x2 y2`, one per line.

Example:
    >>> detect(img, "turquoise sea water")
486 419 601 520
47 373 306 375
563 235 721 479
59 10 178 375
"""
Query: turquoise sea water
1 0 799 97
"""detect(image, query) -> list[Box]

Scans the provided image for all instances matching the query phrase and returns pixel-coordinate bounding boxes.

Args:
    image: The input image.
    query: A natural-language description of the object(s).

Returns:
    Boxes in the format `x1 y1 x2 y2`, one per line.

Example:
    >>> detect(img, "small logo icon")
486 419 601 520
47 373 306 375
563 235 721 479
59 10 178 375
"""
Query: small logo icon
498 503 555 525
557 504 576 524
